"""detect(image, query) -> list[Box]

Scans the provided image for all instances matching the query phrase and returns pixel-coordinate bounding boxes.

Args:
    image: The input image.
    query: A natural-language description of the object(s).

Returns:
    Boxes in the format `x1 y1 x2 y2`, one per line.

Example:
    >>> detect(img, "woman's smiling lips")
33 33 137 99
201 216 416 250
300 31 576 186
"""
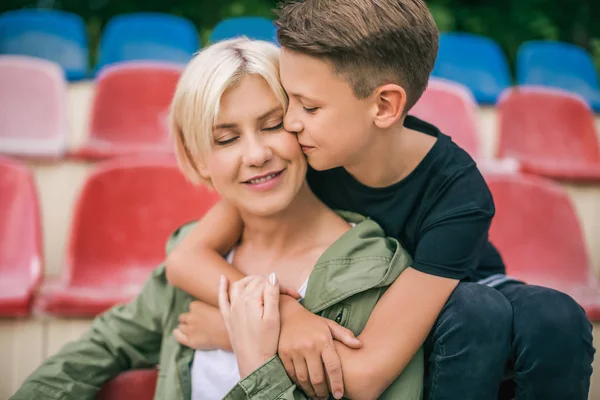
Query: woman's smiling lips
242 169 286 191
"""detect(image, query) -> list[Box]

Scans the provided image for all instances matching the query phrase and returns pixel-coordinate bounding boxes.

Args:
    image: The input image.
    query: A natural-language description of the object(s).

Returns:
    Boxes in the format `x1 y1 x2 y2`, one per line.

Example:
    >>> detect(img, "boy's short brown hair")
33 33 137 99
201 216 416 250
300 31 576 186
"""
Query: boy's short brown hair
275 0 439 113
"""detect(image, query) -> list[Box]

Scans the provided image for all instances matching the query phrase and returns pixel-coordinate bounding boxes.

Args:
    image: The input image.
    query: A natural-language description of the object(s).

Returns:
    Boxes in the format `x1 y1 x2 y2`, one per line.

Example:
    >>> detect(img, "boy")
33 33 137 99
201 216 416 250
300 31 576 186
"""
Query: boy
168 1 594 399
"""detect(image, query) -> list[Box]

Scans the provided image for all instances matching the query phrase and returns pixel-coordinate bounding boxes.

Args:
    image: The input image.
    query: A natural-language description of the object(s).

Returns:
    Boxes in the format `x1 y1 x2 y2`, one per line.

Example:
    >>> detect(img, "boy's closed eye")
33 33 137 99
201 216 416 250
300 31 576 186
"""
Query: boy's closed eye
303 106 319 114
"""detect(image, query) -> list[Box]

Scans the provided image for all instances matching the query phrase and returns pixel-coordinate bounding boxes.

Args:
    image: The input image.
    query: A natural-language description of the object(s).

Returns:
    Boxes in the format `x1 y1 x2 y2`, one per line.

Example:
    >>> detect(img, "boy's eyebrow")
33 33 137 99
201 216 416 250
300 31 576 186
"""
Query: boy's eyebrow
287 92 317 102
214 106 283 130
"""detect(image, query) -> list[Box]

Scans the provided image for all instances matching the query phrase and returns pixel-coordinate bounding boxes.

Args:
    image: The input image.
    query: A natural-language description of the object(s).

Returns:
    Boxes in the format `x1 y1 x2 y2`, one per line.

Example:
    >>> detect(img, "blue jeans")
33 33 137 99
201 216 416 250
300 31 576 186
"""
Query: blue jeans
424 281 595 400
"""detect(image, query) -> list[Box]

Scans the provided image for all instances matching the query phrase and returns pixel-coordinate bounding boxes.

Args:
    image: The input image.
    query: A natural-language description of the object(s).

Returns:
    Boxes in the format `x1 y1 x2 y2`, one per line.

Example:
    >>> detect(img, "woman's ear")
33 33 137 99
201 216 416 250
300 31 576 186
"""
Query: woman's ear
373 84 407 129
197 161 211 182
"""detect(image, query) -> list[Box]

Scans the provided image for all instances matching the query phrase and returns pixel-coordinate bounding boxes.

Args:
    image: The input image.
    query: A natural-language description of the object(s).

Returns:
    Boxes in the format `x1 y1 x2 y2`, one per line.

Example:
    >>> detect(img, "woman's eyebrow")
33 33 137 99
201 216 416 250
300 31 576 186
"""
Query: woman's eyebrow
214 106 282 130
257 106 283 121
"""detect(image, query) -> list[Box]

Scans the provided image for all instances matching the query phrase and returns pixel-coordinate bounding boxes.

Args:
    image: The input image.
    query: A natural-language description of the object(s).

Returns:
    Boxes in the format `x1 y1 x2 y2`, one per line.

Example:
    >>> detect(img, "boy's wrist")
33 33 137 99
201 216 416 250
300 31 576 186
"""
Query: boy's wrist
279 294 305 321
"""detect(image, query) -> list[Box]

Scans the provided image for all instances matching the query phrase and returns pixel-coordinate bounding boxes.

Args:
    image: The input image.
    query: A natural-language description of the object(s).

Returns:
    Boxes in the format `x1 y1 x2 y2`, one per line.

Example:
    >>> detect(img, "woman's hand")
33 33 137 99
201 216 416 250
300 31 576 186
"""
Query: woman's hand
218 273 281 378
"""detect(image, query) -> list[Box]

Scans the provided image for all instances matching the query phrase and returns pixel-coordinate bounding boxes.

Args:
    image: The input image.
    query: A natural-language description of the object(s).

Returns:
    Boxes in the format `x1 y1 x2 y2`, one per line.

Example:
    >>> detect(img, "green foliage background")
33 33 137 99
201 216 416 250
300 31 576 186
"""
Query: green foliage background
2 0 599 75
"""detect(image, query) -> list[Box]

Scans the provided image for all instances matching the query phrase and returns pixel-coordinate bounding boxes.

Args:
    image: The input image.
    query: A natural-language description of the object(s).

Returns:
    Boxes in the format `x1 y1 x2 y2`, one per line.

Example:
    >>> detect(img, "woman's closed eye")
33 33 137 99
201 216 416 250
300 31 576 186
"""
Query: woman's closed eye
303 106 319 114
262 121 284 132
215 135 238 146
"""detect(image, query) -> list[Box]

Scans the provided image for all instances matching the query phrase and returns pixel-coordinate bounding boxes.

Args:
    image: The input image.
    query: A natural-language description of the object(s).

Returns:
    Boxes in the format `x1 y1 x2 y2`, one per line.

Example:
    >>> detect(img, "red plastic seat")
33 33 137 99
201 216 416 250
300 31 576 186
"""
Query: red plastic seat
0 55 68 157
411 78 481 158
0 157 42 316
97 369 158 400
73 62 182 159
36 155 220 316
497 87 600 181
486 172 600 320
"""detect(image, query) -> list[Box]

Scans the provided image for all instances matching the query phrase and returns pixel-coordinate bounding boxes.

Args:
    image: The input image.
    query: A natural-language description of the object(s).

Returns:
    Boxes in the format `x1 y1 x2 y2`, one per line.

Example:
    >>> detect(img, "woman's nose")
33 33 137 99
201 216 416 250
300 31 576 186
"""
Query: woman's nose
242 135 273 167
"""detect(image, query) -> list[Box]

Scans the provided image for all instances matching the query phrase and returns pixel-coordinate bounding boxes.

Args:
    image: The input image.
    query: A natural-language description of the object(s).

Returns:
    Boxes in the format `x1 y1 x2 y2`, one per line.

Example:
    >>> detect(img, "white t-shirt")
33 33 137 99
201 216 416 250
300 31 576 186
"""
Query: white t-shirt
190 250 308 400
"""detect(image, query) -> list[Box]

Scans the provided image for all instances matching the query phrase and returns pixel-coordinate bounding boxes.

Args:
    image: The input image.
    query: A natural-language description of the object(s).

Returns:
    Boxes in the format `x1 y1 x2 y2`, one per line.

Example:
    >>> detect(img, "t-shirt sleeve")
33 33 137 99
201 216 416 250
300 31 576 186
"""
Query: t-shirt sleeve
411 173 495 280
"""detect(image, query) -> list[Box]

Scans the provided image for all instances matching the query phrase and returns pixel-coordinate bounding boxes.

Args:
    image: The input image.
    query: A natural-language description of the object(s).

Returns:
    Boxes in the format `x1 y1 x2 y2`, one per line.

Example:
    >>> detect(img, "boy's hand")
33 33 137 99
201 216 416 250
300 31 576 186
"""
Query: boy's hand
173 300 232 351
278 298 362 400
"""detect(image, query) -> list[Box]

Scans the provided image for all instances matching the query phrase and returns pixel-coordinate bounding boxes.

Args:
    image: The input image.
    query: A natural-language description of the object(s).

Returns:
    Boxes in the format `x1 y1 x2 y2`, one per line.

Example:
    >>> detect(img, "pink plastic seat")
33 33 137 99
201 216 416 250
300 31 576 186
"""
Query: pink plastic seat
487 172 600 321
73 62 182 159
411 78 481 158
0 55 68 157
36 155 220 316
97 369 158 400
0 157 42 316
497 87 600 181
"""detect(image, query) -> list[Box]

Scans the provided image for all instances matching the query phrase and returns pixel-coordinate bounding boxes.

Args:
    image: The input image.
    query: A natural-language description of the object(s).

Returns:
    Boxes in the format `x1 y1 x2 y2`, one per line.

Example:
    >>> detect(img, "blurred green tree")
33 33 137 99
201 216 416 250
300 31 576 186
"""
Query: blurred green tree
1 0 599 73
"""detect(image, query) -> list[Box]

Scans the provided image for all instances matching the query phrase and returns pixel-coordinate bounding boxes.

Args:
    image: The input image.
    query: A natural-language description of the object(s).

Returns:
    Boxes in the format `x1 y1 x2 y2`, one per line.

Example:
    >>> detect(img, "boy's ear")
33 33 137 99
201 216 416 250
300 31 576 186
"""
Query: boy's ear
373 84 407 129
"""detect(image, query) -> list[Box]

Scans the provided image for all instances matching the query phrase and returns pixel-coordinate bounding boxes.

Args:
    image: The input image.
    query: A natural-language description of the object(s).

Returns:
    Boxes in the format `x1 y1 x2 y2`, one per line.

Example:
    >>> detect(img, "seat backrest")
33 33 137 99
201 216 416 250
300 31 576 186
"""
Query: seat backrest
210 17 277 44
497 86 599 163
88 62 182 150
410 79 481 158
97 369 158 400
517 40 599 97
0 55 67 157
66 155 220 286
0 157 41 283
0 9 88 80
96 13 199 71
487 173 590 285
432 33 512 104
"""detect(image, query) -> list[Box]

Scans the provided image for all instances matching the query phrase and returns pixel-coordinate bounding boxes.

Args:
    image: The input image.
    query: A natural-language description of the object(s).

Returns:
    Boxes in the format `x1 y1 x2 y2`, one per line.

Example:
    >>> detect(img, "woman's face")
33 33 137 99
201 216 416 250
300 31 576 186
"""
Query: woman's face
199 74 307 217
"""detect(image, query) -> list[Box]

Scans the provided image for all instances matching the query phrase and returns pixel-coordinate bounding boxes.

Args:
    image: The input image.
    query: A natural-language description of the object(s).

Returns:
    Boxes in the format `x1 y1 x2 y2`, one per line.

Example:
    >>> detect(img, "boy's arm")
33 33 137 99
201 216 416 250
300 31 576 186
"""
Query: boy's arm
166 199 245 306
330 209 492 399
337 269 456 399
11 267 170 400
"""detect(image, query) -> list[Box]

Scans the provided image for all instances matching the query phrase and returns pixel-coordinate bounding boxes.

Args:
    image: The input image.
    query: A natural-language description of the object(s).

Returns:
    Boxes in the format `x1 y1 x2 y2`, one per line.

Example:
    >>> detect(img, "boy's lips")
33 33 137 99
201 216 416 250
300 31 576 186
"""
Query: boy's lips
300 144 316 153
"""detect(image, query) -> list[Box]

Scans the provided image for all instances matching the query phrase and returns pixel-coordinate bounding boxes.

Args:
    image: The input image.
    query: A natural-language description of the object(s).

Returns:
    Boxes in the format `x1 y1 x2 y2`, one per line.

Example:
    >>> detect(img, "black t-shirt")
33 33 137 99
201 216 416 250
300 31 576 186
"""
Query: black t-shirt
306 116 505 282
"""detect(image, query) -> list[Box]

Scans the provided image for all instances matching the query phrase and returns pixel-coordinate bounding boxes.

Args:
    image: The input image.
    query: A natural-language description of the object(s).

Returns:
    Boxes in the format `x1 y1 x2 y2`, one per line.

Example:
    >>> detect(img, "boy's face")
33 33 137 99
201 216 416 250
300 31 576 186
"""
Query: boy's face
280 48 376 171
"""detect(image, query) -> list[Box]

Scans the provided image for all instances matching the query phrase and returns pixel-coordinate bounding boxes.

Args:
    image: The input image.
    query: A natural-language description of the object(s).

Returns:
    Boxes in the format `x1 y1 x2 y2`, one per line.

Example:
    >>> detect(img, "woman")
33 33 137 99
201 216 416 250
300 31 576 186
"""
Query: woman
12 38 422 400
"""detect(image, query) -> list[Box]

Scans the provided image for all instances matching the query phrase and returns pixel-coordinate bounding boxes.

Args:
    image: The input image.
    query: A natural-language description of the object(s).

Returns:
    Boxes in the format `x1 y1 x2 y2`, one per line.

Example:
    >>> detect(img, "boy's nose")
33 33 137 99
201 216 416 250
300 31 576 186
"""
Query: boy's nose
284 111 304 134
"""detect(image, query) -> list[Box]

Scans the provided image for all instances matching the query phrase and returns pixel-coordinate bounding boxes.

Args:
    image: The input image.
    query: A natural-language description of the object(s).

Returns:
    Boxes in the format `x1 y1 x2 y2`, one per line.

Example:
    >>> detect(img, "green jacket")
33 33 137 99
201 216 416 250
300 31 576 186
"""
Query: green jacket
12 212 423 400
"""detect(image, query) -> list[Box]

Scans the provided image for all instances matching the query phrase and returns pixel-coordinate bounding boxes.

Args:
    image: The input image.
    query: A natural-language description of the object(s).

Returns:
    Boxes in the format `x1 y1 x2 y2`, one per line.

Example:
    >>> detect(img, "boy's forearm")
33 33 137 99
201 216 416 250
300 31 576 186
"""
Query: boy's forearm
167 249 244 306
336 268 458 399
165 200 244 306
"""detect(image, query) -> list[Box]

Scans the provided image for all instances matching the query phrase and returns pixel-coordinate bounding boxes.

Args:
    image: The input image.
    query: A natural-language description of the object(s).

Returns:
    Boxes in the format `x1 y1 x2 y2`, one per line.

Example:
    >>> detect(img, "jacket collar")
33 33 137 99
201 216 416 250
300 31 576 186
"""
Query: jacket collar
301 211 412 313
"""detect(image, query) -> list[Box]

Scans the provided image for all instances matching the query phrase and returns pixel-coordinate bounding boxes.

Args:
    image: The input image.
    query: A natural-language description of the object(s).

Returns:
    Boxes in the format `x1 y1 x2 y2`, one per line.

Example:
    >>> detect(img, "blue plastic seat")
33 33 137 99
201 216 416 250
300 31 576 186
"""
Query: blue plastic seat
432 33 512 104
96 13 199 72
0 9 88 80
517 41 600 112
210 17 277 44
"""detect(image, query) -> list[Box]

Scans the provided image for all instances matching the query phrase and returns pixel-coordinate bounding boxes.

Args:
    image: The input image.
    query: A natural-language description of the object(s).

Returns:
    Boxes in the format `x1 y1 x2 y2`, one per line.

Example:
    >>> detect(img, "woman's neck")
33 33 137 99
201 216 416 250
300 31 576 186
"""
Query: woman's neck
238 183 343 259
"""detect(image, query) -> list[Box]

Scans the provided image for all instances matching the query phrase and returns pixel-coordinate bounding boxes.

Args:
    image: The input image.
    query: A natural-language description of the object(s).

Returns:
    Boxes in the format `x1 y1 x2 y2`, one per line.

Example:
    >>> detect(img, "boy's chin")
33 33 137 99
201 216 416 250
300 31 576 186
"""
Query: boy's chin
306 156 337 171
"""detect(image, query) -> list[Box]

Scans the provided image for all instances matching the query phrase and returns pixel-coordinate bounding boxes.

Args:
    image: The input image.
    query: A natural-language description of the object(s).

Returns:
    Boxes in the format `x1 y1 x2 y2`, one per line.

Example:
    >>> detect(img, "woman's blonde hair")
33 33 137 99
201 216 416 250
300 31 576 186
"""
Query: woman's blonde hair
170 37 287 185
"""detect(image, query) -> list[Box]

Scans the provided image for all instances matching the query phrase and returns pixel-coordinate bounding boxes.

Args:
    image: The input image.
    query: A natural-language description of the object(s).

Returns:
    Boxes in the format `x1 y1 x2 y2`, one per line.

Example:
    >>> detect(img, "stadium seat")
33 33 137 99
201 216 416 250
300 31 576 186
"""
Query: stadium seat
0 9 88 80
497 86 600 181
432 33 512 104
410 79 481 158
73 62 182 159
517 40 600 112
96 13 199 72
0 55 68 158
0 157 42 316
487 172 600 321
36 155 221 316
97 369 158 400
210 17 277 44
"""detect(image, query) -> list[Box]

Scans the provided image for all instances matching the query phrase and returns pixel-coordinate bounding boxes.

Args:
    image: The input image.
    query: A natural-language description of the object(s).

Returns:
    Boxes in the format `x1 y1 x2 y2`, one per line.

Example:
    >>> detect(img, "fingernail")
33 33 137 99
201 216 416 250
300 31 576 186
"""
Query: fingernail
334 391 343 399
268 272 277 286
220 275 225 286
